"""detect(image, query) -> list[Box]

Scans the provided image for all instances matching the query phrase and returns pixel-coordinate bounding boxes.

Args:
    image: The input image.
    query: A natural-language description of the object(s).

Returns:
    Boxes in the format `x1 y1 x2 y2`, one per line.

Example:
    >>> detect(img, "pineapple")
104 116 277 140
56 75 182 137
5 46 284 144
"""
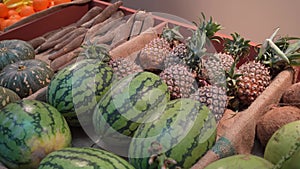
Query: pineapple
159 64 197 99
109 57 143 80
235 28 300 108
236 61 271 106
190 85 227 122
164 43 188 68
137 25 183 71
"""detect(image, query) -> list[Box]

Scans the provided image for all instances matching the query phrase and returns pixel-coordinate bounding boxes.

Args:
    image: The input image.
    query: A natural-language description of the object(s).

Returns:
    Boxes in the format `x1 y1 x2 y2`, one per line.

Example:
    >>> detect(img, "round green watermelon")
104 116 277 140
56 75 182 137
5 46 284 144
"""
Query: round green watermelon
93 71 170 155
0 100 72 169
47 59 114 127
38 147 135 169
129 98 217 169
264 120 300 169
204 154 274 169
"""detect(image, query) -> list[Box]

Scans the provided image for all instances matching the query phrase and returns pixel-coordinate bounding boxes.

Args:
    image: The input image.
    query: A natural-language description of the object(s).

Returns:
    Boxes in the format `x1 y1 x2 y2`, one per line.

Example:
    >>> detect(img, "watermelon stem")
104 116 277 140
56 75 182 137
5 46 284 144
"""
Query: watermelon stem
18 65 26 71
148 141 181 169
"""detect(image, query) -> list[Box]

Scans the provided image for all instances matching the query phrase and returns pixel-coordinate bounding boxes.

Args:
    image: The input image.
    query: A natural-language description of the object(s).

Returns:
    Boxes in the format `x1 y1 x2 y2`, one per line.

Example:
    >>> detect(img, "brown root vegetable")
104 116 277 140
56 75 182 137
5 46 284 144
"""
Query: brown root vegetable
281 82 300 108
50 47 83 72
48 34 85 60
37 26 78 53
256 105 300 147
76 6 103 27
84 12 124 42
28 36 46 49
54 27 87 50
109 28 158 59
91 1 123 27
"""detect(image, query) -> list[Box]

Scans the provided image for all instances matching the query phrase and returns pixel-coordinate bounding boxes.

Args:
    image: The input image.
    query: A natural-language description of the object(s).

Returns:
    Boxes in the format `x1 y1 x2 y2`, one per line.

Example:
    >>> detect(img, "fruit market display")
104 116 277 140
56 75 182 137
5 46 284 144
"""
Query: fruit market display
0 1 299 169
0 0 72 31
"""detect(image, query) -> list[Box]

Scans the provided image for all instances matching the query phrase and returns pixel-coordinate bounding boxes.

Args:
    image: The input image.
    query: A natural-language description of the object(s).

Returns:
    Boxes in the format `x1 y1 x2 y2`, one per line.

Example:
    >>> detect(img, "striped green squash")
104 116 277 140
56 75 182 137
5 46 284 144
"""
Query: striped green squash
128 98 217 169
93 71 170 148
0 39 35 71
38 147 135 169
0 86 20 109
0 100 72 169
47 59 114 127
0 59 54 98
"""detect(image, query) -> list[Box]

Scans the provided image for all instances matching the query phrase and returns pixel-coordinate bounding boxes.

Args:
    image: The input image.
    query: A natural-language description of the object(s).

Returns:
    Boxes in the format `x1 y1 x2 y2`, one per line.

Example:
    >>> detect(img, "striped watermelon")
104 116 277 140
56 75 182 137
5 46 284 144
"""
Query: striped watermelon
92 71 170 153
0 86 20 109
0 100 72 169
128 98 217 169
47 59 114 127
38 147 135 169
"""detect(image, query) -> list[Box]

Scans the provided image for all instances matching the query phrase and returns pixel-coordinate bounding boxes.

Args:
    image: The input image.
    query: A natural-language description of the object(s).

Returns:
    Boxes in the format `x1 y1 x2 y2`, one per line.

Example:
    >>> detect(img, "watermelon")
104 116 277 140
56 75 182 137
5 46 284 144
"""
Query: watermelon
92 71 170 154
128 98 217 169
204 154 274 169
0 59 54 98
47 59 114 127
0 86 20 109
0 39 35 71
38 147 135 169
264 120 300 169
0 100 72 169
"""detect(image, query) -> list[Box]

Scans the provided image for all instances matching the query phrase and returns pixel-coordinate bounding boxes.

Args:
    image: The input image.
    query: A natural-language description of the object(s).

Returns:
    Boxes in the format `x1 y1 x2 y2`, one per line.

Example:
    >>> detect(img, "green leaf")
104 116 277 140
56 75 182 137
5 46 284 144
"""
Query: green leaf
285 40 300 54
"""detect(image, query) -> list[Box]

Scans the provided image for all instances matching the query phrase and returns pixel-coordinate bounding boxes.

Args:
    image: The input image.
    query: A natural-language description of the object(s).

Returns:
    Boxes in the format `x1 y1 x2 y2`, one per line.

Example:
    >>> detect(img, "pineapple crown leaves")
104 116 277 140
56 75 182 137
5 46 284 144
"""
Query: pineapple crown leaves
224 32 251 62
185 28 208 71
160 25 184 43
80 40 111 62
257 27 300 68
193 12 222 42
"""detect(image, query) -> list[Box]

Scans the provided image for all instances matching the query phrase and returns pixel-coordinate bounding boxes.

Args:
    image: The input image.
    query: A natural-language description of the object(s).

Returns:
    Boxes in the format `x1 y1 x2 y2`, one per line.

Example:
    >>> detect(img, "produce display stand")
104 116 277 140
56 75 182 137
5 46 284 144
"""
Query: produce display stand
0 0 298 168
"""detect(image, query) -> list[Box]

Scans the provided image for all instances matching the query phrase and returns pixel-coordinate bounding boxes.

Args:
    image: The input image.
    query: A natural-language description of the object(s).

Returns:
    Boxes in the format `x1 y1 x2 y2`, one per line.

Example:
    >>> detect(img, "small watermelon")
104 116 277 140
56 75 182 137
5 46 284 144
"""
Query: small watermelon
93 71 170 154
129 98 217 169
38 147 135 169
204 154 274 169
47 59 114 127
0 100 72 169
0 86 20 109
264 120 300 169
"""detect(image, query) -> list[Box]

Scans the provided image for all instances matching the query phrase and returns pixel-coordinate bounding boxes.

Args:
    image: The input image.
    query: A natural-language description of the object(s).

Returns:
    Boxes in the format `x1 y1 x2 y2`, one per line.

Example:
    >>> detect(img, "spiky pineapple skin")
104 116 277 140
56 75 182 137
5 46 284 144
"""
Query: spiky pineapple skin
138 37 171 71
159 64 197 99
108 57 143 80
237 61 271 105
190 85 227 122
164 43 188 68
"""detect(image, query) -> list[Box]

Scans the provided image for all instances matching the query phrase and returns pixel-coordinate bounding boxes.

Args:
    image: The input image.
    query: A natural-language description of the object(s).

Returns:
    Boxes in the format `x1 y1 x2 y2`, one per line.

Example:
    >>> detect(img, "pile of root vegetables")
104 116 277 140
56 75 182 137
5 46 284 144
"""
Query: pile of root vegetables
29 1 156 72
16 1 300 168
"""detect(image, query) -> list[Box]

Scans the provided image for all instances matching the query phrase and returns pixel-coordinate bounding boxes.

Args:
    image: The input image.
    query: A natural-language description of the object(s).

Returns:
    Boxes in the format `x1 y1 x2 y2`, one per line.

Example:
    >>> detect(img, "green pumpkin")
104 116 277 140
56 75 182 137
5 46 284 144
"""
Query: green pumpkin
0 59 54 98
0 86 20 109
0 39 35 71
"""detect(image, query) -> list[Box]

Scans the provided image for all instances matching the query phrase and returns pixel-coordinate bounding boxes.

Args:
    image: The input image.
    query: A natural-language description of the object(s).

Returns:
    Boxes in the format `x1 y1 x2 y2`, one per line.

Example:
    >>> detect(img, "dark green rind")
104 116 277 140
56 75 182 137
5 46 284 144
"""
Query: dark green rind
0 100 72 169
128 98 217 169
204 154 274 169
47 59 114 127
93 72 170 144
0 39 35 71
0 86 20 109
0 59 53 98
38 147 135 169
